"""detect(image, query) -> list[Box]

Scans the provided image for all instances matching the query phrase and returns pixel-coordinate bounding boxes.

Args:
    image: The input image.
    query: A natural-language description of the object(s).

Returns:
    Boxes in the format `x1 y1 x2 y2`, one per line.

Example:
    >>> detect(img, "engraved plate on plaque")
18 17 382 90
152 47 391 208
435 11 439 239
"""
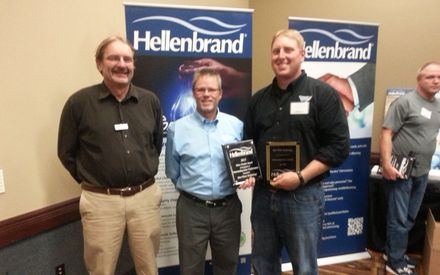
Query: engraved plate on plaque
266 141 300 181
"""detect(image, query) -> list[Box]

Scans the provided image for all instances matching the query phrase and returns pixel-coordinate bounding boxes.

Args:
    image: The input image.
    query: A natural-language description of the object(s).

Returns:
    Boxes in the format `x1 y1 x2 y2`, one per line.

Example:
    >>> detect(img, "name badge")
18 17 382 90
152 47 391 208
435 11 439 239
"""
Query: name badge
290 102 309 115
114 123 129 131
421 107 432 119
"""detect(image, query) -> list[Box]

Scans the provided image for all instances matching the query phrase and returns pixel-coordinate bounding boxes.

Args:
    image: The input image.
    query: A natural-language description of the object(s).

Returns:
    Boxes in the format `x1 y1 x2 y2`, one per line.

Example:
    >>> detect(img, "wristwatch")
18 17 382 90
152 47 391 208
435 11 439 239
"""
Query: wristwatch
296 170 306 186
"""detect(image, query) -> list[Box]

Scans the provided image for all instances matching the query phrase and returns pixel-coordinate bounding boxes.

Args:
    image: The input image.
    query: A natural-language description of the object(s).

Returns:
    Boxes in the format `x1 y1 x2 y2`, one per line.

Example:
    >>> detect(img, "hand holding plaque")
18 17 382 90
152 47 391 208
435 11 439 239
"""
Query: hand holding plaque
222 139 262 186
266 141 300 181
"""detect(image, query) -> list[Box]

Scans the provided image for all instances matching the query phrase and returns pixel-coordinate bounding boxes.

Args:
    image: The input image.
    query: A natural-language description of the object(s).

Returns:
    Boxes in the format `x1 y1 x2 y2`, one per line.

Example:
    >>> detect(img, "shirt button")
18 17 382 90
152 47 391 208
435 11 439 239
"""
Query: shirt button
124 134 128 138
126 150 130 154
279 107 283 111
276 121 280 125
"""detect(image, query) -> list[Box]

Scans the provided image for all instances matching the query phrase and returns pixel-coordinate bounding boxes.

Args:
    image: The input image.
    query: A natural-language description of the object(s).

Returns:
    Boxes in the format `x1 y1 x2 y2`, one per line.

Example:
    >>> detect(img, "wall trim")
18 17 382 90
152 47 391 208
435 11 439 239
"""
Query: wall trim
0 152 381 249
0 197 80 248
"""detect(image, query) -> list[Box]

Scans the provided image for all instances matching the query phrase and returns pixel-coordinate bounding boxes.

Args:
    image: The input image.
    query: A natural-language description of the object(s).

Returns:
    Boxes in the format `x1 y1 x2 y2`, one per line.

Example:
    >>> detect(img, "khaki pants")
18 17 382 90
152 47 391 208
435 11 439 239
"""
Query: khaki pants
79 183 162 275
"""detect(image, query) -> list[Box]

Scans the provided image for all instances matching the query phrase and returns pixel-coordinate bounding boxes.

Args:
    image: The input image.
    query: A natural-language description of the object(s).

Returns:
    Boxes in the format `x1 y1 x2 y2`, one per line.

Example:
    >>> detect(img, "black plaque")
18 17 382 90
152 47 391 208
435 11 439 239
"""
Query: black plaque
266 141 300 181
377 152 416 180
222 139 262 186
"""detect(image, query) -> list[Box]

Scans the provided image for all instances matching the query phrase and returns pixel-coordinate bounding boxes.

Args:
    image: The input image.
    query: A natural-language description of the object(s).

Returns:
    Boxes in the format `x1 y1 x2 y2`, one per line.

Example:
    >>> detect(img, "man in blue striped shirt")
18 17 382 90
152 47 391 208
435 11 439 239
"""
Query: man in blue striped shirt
165 67 254 275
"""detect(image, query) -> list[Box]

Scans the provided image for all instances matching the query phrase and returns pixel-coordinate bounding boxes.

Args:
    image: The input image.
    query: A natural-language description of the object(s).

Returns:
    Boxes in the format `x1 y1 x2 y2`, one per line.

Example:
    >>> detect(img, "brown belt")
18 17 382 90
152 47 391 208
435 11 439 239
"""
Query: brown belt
81 178 154 197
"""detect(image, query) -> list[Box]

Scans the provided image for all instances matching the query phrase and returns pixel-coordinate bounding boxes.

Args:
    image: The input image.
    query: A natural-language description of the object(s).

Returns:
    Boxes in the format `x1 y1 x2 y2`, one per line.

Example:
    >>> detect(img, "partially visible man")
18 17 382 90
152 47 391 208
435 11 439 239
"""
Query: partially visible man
58 36 163 275
165 67 254 275
244 29 350 275
380 61 440 275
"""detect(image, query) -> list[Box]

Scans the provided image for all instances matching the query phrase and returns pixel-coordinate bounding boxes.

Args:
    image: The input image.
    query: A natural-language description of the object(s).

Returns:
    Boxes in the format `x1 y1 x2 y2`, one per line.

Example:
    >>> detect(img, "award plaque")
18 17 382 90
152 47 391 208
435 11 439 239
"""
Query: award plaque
222 139 262 186
266 141 300 181
377 152 416 180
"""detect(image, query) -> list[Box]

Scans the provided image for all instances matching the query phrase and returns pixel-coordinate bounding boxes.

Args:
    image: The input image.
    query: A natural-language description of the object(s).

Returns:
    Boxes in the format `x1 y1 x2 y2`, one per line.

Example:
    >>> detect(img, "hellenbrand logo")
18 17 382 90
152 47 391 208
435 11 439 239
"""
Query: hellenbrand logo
300 28 375 60
229 147 253 158
131 16 246 54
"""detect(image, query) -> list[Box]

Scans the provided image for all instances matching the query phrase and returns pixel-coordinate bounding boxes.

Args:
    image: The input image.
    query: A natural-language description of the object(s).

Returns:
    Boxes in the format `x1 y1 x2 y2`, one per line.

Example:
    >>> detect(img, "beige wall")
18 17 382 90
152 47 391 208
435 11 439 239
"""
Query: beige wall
0 0 438 220
0 0 249 220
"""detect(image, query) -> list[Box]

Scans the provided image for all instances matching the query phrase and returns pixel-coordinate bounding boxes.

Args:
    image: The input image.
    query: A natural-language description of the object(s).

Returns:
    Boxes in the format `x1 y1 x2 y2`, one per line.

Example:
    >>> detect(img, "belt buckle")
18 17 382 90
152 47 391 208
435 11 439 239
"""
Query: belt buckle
120 186 132 196
205 200 216 207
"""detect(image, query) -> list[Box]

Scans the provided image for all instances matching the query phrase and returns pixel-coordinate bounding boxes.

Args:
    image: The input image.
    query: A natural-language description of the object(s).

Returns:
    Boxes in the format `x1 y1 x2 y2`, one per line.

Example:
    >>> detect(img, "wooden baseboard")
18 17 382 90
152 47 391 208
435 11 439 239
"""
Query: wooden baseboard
0 197 79 248
0 152 381 250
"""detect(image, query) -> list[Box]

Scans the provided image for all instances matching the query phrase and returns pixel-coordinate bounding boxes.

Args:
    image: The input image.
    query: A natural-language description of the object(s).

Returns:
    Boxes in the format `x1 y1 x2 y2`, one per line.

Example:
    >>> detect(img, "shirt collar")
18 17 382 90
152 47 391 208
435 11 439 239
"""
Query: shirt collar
194 109 220 125
98 82 139 102
272 70 307 95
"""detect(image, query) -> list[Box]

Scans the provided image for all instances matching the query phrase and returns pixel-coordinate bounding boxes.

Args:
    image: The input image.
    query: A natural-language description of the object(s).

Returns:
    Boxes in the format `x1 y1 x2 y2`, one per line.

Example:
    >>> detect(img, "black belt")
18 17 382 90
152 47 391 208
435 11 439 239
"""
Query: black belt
181 191 236 208
81 178 154 197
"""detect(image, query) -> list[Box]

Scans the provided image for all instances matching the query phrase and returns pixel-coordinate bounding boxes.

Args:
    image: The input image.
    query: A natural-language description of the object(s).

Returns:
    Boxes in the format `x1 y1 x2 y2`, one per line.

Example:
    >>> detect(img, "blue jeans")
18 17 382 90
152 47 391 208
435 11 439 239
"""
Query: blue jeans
384 174 428 268
251 183 324 275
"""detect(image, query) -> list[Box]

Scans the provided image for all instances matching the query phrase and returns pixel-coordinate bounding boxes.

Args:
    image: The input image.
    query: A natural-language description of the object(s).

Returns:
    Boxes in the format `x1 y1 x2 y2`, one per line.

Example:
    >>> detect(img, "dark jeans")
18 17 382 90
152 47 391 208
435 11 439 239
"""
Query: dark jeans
384 174 428 268
251 184 324 275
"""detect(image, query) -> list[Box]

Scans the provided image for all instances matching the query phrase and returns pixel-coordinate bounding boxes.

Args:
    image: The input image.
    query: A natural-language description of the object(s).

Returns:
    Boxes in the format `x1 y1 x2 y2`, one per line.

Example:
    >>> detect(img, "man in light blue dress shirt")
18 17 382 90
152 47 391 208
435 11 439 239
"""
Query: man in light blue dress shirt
165 67 254 275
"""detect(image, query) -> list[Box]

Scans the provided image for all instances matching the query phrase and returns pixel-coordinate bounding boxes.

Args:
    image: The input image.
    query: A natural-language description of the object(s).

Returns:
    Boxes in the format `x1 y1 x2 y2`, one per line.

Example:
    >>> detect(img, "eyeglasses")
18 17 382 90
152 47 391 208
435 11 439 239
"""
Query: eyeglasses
194 88 220 94
105 55 134 63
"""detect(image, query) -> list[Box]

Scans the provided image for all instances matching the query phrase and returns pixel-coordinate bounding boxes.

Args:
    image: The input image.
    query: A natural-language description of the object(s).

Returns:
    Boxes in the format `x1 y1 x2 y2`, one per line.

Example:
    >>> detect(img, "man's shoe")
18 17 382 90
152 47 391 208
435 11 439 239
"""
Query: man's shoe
404 255 417 269
382 254 417 269
385 264 416 275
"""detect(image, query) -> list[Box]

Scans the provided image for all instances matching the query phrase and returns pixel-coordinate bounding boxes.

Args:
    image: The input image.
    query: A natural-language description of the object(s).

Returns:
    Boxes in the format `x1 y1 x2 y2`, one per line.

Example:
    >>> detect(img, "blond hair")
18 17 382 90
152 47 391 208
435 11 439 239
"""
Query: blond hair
271 29 305 49
192 67 222 92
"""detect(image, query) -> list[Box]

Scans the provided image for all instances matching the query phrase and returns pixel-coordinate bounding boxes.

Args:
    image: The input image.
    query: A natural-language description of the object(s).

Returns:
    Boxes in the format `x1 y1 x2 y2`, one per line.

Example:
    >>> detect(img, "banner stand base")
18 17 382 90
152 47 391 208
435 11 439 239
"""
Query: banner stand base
281 251 370 272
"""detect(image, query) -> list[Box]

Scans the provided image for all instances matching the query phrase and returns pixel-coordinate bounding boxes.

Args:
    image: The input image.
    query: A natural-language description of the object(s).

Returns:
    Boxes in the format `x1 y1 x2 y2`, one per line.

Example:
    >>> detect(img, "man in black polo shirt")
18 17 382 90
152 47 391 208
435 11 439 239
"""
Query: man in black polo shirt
58 36 163 275
244 29 349 275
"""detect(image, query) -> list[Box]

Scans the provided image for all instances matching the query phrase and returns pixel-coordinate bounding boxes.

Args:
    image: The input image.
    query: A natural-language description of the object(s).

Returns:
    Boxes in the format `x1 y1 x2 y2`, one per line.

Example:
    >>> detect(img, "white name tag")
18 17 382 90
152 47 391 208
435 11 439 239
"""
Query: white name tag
421 107 432 119
290 102 309 115
114 123 129 131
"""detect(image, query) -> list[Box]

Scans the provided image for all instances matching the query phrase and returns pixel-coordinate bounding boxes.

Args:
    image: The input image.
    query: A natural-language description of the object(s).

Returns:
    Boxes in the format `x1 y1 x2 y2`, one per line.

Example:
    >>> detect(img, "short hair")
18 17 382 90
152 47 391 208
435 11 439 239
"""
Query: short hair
192 67 222 92
271 29 305 49
95 36 135 62
417 61 440 81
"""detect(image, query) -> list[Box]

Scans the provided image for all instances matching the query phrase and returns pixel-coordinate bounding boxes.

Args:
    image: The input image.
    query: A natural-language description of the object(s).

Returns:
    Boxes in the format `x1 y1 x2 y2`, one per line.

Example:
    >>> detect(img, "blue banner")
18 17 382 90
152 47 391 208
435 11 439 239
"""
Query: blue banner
126 4 252 58
125 3 253 274
289 17 379 260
